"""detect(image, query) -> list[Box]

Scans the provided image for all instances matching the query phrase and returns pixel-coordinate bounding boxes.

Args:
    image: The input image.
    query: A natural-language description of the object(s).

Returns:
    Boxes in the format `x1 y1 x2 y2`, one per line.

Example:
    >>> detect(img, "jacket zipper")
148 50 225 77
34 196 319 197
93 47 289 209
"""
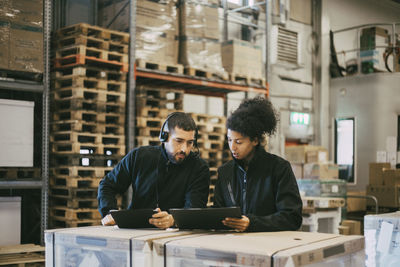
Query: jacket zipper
242 172 247 214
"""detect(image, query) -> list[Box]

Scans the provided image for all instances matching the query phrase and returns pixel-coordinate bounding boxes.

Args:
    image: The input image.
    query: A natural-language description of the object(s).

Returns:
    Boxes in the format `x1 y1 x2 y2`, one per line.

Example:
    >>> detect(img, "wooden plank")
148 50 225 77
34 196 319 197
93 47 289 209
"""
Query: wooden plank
0 168 41 179
0 244 44 255
136 59 183 74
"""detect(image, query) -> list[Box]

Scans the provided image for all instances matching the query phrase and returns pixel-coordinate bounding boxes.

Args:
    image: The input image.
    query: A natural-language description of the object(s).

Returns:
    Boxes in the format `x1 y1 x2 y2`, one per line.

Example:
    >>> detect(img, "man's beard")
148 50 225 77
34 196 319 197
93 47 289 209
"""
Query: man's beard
167 151 186 164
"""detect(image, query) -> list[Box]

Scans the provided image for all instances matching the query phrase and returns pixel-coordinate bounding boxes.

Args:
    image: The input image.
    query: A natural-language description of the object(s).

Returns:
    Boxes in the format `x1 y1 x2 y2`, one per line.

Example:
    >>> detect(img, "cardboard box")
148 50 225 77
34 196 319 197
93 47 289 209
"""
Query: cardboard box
290 163 303 179
369 162 390 185
306 149 328 163
366 185 399 208
303 163 339 179
221 39 263 78
165 231 364 267
338 225 351 235
346 191 366 212
289 0 311 25
9 24 43 72
285 145 326 163
341 220 361 235
179 37 224 73
9 0 43 27
0 21 9 69
180 1 219 40
382 168 400 187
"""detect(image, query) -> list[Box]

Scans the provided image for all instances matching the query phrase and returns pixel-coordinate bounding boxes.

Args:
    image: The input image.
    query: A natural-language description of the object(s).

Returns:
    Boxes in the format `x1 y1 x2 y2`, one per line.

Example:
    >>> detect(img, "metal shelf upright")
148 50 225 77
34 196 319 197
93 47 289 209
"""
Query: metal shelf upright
0 0 52 244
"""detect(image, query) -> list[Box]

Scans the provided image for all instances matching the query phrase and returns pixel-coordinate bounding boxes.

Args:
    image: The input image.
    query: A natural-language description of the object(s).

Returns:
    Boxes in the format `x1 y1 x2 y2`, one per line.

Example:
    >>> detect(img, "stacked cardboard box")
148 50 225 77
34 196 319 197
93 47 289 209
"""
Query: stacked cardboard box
98 0 179 66
50 23 129 228
221 39 263 79
0 0 43 74
179 0 225 76
360 26 389 74
367 162 399 208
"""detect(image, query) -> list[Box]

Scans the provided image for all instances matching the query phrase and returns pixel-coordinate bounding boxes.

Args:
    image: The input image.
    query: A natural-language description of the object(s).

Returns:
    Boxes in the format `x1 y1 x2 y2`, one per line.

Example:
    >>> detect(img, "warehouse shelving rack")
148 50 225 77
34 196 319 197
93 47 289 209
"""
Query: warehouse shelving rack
0 0 52 244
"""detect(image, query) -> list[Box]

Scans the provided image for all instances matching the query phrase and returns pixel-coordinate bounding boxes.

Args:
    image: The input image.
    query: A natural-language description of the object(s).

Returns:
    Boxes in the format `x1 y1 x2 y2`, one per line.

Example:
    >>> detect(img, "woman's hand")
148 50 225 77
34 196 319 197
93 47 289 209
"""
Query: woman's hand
222 215 250 232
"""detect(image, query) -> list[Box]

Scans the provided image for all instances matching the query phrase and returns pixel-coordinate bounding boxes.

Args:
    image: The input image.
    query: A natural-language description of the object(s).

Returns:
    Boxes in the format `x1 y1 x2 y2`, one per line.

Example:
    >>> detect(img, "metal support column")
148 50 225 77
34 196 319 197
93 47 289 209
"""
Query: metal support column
41 0 52 245
126 0 137 206
264 0 271 84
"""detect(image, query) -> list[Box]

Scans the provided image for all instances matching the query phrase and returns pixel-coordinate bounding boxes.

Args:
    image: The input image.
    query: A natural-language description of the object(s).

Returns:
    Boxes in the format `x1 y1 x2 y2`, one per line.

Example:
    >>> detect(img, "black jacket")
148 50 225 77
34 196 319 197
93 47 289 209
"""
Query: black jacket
214 146 302 232
98 145 210 217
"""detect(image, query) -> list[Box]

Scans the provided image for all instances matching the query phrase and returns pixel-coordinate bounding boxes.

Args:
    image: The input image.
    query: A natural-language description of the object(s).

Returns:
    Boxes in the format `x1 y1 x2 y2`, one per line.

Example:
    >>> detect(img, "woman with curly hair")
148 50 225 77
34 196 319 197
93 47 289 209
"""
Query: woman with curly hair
214 96 302 232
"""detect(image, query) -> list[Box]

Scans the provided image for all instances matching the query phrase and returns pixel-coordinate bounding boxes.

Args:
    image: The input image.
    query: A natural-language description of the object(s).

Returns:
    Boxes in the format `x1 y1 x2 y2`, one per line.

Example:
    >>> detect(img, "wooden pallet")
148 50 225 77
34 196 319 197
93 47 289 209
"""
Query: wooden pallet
56 35 129 54
52 87 126 104
136 107 169 118
50 186 99 199
0 69 43 82
51 131 125 146
52 109 125 125
200 150 223 161
53 98 125 114
184 67 229 80
51 166 113 178
51 196 98 209
196 123 225 134
136 97 183 110
51 153 122 168
190 113 226 125
50 207 102 220
209 167 218 177
0 168 41 179
54 54 128 72
51 142 125 156
229 73 266 87
56 45 128 64
136 86 184 101
137 127 162 138
0 244 44 267
53 66 127 82
302 197 346 209
206 159 223 168
53 75 107 90
51 175 102 188
135 136 161 147
51 120 125 135
136 117 163 128
196 140 224 150
50 218 101 228
136 59 183 74
56 23 130 44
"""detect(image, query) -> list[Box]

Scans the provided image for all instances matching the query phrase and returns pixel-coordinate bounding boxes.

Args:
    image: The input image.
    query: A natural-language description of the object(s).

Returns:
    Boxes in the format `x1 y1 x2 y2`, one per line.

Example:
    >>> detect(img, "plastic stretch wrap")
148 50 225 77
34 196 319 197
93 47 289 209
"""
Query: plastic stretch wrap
99 0 178 65
179 0 224 74
364 211 400 267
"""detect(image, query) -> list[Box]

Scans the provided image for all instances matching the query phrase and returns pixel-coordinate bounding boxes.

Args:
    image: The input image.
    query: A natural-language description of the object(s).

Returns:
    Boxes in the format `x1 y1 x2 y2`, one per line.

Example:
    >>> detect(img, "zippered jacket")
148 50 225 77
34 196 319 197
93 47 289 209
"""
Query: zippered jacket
214 146 303 232
98 145 210 217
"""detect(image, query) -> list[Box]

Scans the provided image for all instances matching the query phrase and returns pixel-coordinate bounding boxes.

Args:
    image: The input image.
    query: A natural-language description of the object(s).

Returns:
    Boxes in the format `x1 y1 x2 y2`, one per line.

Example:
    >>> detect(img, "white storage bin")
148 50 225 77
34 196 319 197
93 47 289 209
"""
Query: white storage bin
165 231 365 267
364 211 400 267
0 99 34 167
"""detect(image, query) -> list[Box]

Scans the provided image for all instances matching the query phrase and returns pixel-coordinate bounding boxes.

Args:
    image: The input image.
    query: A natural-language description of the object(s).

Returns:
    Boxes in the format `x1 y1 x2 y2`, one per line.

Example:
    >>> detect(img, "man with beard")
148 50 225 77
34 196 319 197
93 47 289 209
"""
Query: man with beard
98 112 210 229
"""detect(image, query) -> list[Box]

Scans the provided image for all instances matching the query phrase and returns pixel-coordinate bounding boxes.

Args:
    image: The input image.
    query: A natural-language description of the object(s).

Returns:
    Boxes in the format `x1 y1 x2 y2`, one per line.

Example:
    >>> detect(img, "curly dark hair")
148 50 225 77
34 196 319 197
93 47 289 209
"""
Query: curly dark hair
227 96 278 141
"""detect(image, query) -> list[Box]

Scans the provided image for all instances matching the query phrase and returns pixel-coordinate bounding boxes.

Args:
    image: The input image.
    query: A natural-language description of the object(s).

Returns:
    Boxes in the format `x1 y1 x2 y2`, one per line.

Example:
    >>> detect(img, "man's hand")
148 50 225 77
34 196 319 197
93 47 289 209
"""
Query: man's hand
222 215 250 232
101 214 116 226
149 208 175 229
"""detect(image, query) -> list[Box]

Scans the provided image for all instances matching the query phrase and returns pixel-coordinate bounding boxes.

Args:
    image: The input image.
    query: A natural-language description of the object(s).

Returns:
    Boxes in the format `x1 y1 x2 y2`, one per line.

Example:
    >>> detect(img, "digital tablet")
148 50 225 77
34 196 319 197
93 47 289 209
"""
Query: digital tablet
110 209 156 229
169 207 242 230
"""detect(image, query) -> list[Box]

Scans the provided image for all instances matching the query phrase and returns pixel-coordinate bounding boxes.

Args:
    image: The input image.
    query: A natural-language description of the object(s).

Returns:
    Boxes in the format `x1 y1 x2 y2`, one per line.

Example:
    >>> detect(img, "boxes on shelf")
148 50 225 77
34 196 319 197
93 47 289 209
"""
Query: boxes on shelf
285 145 327 164
98 0 178 65
382 168 400 186
165 231 365 267
297 179 347 197
303 162 339 179
341 220 361 235
369 162 391 185
221 39 263 78
366 185 399 208
179 0 224 75
346 191 366 212
364 211 400 267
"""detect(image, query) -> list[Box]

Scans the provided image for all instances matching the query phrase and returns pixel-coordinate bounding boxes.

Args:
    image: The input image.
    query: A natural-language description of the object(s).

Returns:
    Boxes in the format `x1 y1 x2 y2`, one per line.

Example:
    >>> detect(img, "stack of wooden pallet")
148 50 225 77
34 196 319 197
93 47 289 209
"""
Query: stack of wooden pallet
135 85 184 147
49 23 129 228
190 113 226 206
0 244 44 267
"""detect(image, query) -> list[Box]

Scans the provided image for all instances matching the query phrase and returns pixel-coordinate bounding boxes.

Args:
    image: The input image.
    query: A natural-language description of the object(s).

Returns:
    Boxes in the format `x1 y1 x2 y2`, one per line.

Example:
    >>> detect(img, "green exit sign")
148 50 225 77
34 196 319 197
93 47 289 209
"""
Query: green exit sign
290 112 310 125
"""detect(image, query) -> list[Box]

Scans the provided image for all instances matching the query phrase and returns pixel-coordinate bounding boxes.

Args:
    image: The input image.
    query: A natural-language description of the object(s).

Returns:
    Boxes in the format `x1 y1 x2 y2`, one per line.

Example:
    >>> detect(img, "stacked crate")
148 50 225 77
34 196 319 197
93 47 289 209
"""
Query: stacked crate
135 85 184 147
49 23 129 228
190 113 226 206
